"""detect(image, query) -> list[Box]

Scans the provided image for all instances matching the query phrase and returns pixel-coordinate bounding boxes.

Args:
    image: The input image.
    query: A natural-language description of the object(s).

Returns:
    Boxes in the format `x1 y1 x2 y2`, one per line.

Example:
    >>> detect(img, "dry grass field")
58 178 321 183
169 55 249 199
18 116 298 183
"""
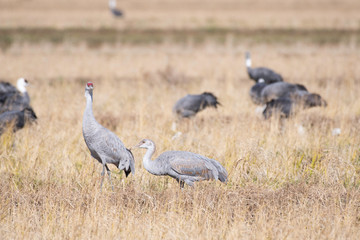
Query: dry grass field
1 0 360 239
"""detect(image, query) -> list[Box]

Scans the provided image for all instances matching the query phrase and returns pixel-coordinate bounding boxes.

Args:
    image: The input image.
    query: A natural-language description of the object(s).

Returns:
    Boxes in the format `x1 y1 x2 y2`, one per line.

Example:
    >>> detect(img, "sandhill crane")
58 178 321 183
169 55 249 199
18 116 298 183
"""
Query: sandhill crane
109 0 123 17
249 79 268 105
263 93 327 119
0 107 37 135
260 82 308 104
134 139 228 188
82 82 134 191
0 78 31 114
245 52 283 84
173 92 221 119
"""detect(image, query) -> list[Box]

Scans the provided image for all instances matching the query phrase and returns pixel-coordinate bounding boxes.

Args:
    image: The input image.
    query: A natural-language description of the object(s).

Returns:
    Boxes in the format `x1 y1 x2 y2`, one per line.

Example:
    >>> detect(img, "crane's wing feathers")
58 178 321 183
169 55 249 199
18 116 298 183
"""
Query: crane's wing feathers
164 151 221 180
100 128 135 175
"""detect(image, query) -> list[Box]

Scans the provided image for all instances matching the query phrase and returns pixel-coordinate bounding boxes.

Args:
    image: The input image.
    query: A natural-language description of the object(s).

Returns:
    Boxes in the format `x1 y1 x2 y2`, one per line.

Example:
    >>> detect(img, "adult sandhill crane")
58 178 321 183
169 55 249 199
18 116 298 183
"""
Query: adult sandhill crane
82 82 134 191
173 92 221 119
134 139 228 188
0 107 37 135
260 81 308 104
0 78 31 114
263 93 327 119
245 52 283 84
108 0 123 17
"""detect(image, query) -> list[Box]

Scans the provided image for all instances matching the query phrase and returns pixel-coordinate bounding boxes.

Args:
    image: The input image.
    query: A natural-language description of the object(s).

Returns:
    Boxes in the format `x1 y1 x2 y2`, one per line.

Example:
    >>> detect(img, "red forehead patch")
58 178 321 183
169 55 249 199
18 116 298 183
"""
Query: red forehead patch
87 82 93 87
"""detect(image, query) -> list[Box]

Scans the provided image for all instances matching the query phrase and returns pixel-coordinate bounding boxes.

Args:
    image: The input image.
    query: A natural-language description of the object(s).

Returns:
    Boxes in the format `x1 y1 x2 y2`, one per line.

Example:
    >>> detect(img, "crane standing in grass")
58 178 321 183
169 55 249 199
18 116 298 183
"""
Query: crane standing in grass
108 0 123 17
82 82 135 191
134 139 228 188
0 78 31 113
245 52 283 84
173 92 221 119
0 107 37 135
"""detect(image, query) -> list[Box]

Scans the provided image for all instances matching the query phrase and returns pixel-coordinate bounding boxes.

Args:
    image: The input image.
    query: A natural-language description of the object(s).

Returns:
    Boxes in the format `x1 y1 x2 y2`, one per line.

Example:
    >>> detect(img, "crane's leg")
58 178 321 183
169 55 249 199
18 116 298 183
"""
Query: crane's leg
105 164 114 191
100 164 106 192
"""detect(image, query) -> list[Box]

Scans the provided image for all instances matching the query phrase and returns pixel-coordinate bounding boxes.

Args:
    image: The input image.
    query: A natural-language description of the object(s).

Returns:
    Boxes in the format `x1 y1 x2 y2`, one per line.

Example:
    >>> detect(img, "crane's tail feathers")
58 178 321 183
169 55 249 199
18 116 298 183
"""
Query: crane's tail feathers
126 148 135 176
218 172 228 183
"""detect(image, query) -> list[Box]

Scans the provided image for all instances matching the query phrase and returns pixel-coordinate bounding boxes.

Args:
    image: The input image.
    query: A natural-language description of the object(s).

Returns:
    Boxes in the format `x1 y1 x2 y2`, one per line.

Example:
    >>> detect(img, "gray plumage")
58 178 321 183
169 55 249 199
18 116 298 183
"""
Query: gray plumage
0 78 31 114
260 82 308 104
249 80 268 105
0 107 37 135
82 82 134 191
135 139 228 188
263 93 327 119
173 92 221 118
246 52 283 84
109 0 123 17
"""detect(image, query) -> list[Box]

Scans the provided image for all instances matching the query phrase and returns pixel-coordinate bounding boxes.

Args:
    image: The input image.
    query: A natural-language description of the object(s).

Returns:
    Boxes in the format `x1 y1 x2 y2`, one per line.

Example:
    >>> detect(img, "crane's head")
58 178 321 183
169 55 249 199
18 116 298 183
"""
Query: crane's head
134 139 155 150
202 92 221 108
85 82 94 98
303 93 327 108
17 78 29 93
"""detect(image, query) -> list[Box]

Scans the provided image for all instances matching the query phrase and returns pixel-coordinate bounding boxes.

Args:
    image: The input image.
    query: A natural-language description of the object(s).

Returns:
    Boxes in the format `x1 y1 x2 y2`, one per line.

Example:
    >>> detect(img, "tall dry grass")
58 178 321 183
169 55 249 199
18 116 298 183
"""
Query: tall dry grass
0 40 359 239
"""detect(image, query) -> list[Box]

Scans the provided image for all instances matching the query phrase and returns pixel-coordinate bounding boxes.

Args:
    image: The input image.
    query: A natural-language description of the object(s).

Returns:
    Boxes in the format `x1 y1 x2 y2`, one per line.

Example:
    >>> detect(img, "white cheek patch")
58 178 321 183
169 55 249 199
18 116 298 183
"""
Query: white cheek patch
258 78 265 83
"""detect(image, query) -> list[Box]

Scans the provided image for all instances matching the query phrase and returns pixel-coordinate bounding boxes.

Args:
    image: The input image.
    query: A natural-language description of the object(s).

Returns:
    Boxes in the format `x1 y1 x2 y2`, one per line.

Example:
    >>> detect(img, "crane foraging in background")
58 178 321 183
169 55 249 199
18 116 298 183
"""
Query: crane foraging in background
245 52 283 84
263 93 327 119
173 92 221 119
259 81 309 104
108 0 123 17
134 139 228 188
0 78 31 114
82 82 134 191
0 107 37 135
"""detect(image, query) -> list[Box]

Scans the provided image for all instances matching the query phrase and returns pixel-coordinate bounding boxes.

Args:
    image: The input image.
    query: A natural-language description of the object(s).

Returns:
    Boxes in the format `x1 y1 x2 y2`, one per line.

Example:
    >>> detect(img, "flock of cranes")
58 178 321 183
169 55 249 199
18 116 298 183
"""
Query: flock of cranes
80 52 327 190
246 52 327 118
2 51 326 190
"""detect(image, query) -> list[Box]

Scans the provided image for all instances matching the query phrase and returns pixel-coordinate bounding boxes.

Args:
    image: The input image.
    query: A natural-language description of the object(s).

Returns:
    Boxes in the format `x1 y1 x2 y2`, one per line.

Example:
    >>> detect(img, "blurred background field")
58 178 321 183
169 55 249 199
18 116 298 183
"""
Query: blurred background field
1 0 360 239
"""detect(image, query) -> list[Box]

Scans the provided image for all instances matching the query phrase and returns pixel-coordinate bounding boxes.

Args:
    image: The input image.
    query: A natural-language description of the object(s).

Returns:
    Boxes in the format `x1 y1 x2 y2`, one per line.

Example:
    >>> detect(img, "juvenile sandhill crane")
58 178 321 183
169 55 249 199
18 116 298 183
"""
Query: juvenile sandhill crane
263 93 327 119
0 107 37 135
109 0 123 17
249 79 268 105
0 78 31 113
173 92 221 119
245 52 283 84
260 81 308 104
134 139 228 188
82 82 134 191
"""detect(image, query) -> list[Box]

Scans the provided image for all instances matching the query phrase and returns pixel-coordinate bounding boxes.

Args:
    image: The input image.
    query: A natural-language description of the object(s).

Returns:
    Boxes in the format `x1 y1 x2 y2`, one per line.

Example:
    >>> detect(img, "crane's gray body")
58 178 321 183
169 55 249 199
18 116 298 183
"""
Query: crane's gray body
153 151 227 184
246 52 283 84
136 139 227 188
0 107 37 135
250 82 268 105
82 83 134 190
0 81 30 113
173 92 220 118
260 82 308 103
263 92 327 119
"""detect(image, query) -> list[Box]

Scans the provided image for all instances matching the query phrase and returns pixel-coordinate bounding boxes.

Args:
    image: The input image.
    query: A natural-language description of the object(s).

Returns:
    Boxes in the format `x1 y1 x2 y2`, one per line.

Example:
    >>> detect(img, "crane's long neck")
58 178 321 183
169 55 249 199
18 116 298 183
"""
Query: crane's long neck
143 146 161 175
83 92 98 132
17 83 27 93
246 58 252 68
